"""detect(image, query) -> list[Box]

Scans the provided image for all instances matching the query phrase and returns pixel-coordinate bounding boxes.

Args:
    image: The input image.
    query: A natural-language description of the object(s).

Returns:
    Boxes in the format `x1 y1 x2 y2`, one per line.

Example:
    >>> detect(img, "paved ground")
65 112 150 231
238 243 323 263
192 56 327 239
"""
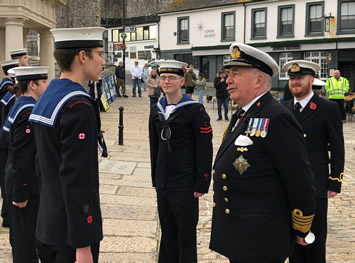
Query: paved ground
0 87 354 262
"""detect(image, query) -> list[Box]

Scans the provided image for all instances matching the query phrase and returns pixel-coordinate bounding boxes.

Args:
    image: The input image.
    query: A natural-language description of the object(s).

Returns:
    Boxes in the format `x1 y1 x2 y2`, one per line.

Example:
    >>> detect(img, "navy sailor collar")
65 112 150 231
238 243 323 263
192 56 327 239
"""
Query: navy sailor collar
3 96 36 133
0 78 13 91
157 94 199 120
1 91 16 106
29 78 90 128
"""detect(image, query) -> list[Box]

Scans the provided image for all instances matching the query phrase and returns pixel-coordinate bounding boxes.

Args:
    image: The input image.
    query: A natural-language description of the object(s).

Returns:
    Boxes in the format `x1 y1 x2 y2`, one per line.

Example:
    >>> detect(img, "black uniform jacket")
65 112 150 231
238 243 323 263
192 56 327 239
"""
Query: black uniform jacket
5 96 39 201
29 79 103 249
149 96 213 193
0 91 15 150
283 94 344 198
210 92 316 261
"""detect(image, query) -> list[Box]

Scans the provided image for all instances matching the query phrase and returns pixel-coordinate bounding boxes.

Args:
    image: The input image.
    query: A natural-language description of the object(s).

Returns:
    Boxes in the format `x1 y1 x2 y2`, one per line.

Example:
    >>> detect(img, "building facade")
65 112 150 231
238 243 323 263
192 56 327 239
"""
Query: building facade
0 0 67 80
158 0 355 91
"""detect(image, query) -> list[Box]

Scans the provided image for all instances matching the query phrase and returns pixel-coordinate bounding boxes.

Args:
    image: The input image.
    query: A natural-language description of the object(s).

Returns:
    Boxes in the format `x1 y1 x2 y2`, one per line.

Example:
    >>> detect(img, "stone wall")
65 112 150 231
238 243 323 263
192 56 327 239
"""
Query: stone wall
56 0 102 27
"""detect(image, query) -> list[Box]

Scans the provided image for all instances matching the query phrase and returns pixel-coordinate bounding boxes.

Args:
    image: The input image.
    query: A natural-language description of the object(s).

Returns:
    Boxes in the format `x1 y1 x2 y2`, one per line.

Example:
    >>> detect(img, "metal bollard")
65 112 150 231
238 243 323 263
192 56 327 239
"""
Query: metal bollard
118 106 124 145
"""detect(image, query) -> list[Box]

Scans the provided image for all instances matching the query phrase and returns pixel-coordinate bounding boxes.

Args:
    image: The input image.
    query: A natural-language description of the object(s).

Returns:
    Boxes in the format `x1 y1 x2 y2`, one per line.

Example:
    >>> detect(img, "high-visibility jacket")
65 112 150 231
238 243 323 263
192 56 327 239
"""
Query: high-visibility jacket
325 76 349 99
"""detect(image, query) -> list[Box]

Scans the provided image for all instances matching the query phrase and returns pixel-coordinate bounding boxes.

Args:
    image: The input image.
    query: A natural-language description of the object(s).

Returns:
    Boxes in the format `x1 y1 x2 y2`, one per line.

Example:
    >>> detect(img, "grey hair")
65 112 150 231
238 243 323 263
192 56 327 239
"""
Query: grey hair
249 68 272 91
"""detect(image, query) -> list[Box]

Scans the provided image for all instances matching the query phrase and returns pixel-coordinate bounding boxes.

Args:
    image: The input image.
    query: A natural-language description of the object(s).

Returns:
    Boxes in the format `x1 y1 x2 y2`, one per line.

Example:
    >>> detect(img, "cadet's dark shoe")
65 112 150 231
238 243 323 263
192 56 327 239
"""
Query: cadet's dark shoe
225 117 229 121
123 94 128 98
132 95 136 97
117 94 122 97
216 118 222 121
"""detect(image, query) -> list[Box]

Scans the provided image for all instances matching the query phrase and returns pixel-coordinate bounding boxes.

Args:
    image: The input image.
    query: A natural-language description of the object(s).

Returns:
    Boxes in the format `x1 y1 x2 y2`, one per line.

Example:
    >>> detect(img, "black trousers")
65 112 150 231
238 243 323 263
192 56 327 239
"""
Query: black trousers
230 260 284 263
38 242 100 263
0 148 9 226
289 198 328 263
329 99 346 120
9 195 40 263
157 188 198 263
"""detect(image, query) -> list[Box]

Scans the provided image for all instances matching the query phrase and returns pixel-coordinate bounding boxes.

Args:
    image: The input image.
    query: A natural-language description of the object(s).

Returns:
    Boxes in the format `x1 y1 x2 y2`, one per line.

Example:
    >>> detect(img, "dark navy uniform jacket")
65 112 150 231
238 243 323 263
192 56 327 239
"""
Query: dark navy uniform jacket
283 94 344 198
210 92 316 262
0 91 16 150
29 78 103 249
4 96 39 201
149 95 213 193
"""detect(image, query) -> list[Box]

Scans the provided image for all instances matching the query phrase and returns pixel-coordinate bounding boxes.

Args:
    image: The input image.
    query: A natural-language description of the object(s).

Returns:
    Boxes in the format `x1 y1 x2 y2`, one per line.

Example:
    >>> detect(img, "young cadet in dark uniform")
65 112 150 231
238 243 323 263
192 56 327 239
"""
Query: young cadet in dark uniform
209 43 317 263
283 60 344 263
149 60 213 263
28 27 105 263
9 49 29 67
0 59 19 228
3 66 49 263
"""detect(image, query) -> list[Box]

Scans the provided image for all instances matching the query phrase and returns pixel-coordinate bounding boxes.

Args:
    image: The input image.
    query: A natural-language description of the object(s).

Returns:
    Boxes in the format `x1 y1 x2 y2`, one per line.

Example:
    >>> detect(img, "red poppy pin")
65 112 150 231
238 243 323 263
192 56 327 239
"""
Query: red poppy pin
310 102 317 110
257 102 261 107
87 216 93 224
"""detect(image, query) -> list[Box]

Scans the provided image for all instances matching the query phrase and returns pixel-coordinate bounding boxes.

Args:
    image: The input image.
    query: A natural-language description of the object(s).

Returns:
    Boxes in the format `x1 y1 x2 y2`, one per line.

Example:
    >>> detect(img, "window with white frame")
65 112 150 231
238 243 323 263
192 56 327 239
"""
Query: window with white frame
304 51 328 79
279 53 293 79
138 50 151 60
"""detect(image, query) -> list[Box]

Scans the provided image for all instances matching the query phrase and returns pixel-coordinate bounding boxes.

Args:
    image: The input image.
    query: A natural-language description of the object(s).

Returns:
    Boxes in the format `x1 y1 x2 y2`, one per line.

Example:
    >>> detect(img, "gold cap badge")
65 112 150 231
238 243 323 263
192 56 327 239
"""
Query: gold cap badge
290 63 301 72
231 47 241 59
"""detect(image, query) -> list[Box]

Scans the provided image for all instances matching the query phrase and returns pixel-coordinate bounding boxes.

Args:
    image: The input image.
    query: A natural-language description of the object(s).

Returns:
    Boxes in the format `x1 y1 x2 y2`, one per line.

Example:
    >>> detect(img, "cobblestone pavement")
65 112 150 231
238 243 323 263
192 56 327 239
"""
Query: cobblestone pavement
0 88 354 262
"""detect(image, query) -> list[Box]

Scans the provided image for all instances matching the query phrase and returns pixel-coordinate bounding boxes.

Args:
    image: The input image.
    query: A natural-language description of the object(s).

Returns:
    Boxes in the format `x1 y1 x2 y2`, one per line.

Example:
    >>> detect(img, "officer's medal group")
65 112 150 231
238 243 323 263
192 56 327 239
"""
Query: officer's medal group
233 114 270 175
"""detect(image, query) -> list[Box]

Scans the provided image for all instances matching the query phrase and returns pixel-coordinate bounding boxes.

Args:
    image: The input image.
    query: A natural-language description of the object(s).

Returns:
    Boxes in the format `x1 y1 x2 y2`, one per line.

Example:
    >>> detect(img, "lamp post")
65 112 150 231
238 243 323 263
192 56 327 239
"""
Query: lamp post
122 0 126 92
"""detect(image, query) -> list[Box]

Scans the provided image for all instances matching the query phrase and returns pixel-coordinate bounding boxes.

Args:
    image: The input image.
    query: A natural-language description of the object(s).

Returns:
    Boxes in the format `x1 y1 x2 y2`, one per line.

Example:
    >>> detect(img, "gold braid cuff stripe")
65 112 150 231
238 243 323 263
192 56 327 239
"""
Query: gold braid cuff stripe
328 173 344 183
292 209 315 233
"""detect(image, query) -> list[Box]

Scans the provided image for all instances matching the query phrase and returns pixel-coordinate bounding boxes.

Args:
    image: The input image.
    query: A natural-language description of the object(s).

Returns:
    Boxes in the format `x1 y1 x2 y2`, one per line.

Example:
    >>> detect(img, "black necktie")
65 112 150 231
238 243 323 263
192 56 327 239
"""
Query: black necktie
294 102 301 118
231 108 245 132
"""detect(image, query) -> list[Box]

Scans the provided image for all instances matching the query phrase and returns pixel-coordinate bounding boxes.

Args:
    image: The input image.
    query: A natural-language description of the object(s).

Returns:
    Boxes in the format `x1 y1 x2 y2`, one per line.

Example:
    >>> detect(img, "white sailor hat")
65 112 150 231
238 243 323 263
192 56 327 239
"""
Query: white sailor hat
0 60 19 70
224 43 279 77
12 66 49 81
9 48 27 59
156 60 188 76
7 68 16 78
312 78 325 87
283 60 320 77
50 27 105 49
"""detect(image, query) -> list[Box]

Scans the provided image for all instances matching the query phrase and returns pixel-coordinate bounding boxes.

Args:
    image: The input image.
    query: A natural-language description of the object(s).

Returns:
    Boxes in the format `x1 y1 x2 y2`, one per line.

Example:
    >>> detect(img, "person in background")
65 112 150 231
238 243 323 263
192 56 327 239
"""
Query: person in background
149 60 213 263
214 71 229 121
0 60 19 228
142 63 149 92
88 79 103 111
4 66 49 263
114 61 128 97
325 70 349 122
184 64 197 98
9 49 29 67
130 60 143 97
29 27 105 263
210 43 316 263
195 73 207 105
147 68 160 107
283 60 344 263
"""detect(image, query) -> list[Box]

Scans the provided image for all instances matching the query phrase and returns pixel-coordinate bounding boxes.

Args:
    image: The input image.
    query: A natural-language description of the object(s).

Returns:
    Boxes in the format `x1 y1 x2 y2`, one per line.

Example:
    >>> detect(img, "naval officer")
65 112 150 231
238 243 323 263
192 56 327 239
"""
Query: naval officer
209 43 317 263
283 60 344 263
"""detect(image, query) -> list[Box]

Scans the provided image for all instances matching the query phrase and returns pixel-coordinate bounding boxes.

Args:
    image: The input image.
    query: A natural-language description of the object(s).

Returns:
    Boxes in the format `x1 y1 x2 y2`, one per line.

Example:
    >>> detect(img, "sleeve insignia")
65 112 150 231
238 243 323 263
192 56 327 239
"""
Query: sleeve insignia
292 208 315 233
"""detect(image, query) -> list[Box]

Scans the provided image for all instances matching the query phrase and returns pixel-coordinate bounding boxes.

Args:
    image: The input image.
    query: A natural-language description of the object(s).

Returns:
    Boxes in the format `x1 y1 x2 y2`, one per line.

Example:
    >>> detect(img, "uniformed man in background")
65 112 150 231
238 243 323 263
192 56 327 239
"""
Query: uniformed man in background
29 27 105 263
9 49 29 67
0 59 19 228
149 60 213 263
4 66 49 263
209 43 316 263
283 60 344 263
